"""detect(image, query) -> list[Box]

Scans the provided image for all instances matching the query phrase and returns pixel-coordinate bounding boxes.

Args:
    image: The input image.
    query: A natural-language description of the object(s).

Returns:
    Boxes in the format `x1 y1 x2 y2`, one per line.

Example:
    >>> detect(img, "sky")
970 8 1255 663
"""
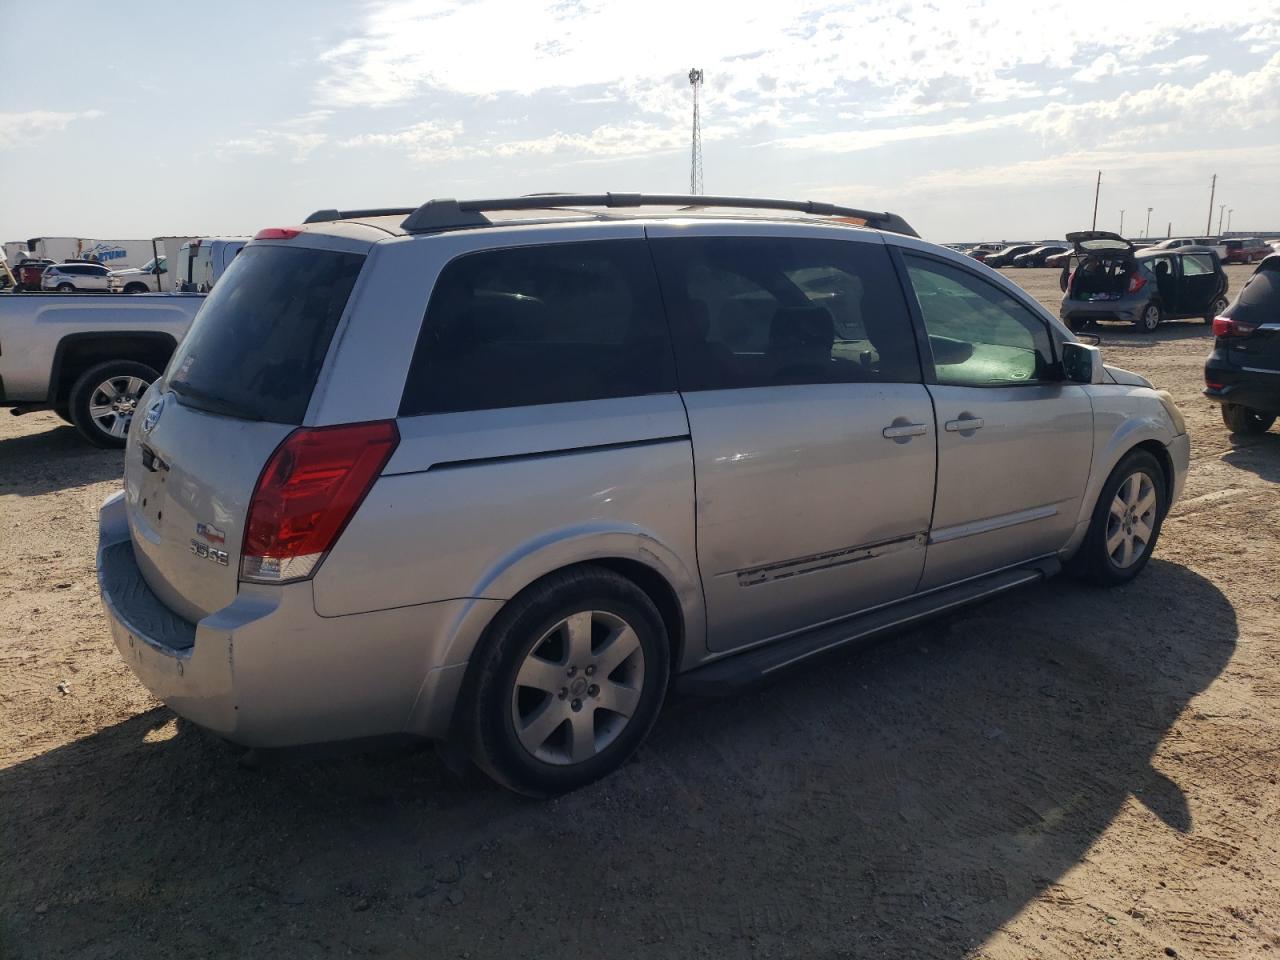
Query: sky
1 0 1277 244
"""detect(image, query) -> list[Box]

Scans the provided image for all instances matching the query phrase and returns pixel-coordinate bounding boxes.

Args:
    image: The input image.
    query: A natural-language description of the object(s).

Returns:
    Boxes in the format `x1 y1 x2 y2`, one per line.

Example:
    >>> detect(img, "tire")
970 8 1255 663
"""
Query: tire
1068 449 1167 586
1221 403 1276 435
461 565 671 797
68 360 159 448
56 283 75 293
1205 295 1229 324
124 283 149 295
1134 302 1161 333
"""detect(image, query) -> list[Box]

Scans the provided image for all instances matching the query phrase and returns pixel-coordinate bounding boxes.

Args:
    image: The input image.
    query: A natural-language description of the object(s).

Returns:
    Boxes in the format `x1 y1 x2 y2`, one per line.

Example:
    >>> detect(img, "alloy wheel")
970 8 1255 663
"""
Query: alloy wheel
1106 472 1158 569
510 609 645 765
88 375 148 439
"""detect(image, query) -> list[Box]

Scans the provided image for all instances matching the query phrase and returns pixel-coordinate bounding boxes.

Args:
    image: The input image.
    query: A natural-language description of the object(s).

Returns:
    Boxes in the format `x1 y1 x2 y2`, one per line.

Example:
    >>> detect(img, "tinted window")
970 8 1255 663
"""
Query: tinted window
167 245 364 424
649 236 920 390
903 255 1056 387
400 240 675 416
1182 254 1215 277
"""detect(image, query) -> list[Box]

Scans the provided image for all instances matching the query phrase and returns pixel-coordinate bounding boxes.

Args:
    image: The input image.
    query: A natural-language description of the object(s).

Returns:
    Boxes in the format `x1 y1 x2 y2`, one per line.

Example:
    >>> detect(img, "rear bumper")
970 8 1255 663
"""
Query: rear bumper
97 492 495 747
1060 298 1144 322
1203 354 1280 414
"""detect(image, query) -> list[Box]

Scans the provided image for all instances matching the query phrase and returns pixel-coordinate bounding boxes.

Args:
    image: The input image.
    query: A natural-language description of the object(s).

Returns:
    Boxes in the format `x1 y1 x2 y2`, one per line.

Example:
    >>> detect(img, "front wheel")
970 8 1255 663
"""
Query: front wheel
1222 403 1276 435
461 566 670 797
1205 295 1229 323
68 360 159 448
1134 302 1161 333
56 283 75 293
1068 449 1167 586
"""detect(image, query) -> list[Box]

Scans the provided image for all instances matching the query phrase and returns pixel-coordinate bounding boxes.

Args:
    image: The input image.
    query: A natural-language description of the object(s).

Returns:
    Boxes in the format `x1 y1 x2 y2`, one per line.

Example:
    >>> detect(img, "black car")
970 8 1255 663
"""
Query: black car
1012 244 1068 267
981 243 1037 268
1204 254 1280 434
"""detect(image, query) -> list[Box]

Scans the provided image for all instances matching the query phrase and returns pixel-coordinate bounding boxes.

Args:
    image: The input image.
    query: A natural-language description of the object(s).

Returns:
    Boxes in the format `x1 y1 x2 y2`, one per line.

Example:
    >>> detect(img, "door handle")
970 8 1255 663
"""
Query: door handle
882 422 928 439
944 417 985 433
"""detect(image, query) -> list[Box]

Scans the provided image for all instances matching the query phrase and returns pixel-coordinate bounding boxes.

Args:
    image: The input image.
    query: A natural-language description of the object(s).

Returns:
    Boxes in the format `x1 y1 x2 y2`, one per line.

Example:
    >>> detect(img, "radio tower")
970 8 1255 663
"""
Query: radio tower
688 68 704 195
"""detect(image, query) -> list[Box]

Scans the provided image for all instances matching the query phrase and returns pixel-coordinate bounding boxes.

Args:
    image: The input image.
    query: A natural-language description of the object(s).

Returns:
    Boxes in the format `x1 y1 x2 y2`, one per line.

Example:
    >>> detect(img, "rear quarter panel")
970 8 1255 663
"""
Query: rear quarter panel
0 294 204 401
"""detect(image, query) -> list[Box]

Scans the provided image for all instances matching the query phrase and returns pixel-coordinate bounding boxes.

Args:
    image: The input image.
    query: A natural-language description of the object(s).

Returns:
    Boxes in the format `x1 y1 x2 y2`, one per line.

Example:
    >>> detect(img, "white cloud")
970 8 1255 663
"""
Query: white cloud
339 119 464 162
215 110 332 163
0 110 103 150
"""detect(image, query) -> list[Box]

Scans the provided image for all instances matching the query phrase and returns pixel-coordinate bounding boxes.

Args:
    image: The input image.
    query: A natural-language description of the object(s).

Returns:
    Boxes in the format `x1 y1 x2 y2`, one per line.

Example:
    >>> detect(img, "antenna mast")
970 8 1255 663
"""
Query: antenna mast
689 68 704 195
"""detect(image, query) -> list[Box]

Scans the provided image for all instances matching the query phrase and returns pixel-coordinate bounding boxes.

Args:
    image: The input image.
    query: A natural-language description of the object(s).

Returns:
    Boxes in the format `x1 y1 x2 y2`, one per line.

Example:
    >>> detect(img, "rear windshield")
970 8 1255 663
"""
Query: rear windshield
166 244 365 423
1222 266 1279 325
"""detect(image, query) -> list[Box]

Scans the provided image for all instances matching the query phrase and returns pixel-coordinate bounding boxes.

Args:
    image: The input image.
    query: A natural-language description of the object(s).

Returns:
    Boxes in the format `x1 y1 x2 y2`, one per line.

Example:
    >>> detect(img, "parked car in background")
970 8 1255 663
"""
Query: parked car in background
1204 254 1280 435
176 237 248 292
982 244 1038 268
1044 250 1072 269
109 256 167 294
964 242 1004 262
1012 244 1068 268
1153 237 1228 259
0 291 205 445
1223 238 1270 264
96 194 1189 797
14 257 55 291
1059 231 1228 332
42 262 112 292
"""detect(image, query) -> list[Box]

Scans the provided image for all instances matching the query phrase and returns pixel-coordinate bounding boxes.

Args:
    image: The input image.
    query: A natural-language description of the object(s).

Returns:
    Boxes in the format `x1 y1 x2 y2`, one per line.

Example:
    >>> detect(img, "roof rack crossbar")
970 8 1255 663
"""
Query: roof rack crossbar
399 193 918 237
304 207 419 224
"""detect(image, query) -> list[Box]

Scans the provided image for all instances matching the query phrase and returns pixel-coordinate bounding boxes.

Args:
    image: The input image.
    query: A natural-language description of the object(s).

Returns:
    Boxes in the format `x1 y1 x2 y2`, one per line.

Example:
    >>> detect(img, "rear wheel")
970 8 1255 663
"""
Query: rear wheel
1205 295 1229 323
461 566 670 797
1222 403 1276 435
1068 449 1167 586
68 360 159 448
1134 302 1161 333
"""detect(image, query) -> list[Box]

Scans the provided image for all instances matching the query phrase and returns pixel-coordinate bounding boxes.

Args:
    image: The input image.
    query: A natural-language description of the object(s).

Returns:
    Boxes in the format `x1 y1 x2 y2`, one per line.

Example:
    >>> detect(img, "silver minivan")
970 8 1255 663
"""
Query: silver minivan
98 195 1190 796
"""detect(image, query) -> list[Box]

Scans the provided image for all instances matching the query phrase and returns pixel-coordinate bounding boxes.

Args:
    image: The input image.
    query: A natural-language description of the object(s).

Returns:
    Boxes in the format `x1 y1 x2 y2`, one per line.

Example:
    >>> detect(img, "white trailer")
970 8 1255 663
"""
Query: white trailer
28 237 82 262
77 239 155 270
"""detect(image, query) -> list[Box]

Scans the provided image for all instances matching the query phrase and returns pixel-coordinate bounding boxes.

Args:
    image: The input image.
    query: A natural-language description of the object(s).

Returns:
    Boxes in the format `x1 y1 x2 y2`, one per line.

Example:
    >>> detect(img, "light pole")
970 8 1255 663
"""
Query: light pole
1227 208 1234 233
1119 209 1125 237
1145 207 1153 238
1217 204 1225 236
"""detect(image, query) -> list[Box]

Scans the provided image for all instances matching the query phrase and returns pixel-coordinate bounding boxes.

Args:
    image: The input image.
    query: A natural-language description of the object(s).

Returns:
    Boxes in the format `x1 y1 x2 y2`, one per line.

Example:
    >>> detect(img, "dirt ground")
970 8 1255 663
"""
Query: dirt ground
2 264 1277 959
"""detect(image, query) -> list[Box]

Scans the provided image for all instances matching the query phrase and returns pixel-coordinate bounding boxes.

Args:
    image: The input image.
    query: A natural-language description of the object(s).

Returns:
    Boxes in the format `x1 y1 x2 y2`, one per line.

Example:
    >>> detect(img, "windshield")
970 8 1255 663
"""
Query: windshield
167 244 365 423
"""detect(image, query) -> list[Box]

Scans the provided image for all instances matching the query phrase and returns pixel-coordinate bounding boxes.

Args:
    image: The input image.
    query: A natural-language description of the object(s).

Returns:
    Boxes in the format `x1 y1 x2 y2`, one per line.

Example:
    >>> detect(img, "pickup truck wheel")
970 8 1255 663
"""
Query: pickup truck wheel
68 360 159 448
123 283 149 295
462 566 670 797
1068 449 1167 587
1221 403 1276 435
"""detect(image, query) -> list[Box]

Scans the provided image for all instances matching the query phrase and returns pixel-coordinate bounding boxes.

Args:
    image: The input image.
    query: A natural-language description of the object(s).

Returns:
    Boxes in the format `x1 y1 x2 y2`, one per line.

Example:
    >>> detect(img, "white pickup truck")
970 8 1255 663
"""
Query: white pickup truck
0 292 205 446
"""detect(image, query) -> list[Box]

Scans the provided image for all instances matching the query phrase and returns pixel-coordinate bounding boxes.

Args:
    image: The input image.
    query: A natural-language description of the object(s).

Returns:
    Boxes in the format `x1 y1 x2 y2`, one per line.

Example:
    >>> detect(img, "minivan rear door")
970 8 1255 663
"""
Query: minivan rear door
124 241 367 623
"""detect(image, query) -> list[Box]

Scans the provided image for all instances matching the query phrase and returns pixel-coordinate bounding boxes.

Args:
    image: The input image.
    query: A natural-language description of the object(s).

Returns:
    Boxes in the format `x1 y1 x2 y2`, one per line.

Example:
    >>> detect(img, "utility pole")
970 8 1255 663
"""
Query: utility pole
1091 171 1101 230
1119 209 1125 237
1227 208 1234 233
1145 206 1153 238
1217 204 1225 235
688 68 704 196
1205 174 1216 235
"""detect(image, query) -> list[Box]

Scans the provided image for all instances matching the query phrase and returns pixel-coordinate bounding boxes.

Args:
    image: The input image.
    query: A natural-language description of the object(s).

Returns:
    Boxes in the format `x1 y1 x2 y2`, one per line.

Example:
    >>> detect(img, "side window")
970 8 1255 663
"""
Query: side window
903 254 1056 387
399 240 675 416
648 236 920 390
1182 254 1214 277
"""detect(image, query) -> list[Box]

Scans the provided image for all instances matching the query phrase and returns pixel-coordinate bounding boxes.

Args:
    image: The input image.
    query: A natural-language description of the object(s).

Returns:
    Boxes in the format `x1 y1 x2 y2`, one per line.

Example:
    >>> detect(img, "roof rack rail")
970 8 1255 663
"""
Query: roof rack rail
399 193 918 238
303 207 418 224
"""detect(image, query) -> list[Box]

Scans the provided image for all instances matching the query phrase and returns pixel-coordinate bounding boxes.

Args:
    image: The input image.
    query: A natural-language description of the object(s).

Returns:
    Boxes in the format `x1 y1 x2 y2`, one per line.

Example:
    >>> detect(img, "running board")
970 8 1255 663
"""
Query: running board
677 558 1060 696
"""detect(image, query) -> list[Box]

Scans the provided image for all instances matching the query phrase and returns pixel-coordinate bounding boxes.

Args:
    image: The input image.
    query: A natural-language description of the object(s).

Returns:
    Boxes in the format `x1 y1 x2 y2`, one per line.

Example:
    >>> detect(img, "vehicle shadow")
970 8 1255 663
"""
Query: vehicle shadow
1222 430 1280 482
0 560 1236 958
0 416 122 496
1090 321 1213 347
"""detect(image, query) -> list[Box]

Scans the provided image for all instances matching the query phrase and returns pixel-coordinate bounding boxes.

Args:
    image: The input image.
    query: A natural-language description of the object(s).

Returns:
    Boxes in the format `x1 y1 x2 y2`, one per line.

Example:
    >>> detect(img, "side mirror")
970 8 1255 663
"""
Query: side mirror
1062 341 1104 384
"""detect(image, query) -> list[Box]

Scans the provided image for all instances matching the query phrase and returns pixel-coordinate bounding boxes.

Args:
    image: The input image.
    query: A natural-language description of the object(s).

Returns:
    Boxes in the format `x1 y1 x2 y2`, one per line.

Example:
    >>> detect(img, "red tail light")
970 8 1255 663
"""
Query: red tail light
1212 316 1256 338
253 227 302 240
1127 273 1147 294
240 421 399 583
